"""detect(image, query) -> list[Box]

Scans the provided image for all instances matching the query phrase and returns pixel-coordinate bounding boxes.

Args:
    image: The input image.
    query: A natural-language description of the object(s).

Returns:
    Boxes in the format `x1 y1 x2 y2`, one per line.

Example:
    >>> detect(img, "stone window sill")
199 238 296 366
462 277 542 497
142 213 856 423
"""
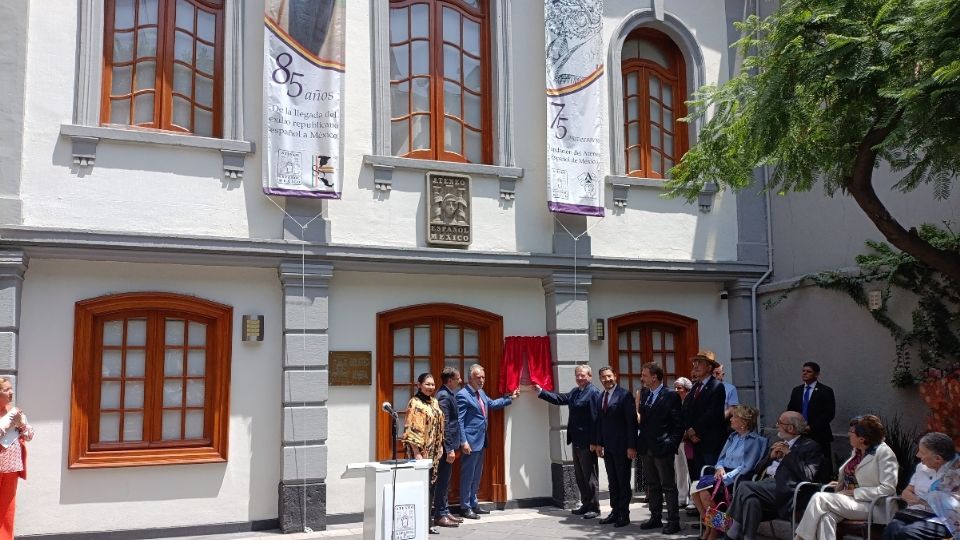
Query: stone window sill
60 124 255 179
362 154 523 199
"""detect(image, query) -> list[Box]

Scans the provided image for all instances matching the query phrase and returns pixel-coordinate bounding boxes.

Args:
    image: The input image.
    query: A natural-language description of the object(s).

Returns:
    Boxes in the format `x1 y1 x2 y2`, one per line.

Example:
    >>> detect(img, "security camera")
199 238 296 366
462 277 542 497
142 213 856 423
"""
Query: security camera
719 290 729 300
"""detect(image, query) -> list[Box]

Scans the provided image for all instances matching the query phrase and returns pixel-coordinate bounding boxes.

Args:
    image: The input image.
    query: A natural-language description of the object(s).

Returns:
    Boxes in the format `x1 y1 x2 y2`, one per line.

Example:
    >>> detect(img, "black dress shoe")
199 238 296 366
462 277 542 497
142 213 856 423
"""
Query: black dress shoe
639 519 663 530
582 511 600 519
471 506 490 515
663 522 682 534
598 514 618 525
461 510 480 520
614 518 631 528
571 505 588 515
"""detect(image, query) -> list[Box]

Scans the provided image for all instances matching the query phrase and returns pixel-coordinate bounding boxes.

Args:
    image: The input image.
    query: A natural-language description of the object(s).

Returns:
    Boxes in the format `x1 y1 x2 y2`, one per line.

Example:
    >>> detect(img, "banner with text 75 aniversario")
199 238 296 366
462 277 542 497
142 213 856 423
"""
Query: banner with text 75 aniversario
545 0 605 216
263 0 345 199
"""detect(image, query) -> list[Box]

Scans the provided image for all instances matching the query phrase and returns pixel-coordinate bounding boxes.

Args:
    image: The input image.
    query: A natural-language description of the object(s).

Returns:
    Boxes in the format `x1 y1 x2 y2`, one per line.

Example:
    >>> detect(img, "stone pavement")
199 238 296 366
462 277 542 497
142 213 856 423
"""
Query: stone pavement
163 499 708 540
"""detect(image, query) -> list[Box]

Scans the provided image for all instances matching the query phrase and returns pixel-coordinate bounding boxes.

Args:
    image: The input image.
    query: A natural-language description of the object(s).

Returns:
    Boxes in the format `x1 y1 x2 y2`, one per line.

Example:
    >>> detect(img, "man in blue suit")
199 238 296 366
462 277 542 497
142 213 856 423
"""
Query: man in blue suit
592 366 638 528
456 363 520 519
534 364 601 519
432 367 464 528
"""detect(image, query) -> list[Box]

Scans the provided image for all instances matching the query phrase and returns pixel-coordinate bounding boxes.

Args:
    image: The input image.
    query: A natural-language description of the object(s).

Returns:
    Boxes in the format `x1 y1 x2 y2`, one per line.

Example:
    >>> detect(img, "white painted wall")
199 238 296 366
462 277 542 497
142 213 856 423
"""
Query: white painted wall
589 280 732 369
325 272 549 516
15 260 281 536
19 1 740 261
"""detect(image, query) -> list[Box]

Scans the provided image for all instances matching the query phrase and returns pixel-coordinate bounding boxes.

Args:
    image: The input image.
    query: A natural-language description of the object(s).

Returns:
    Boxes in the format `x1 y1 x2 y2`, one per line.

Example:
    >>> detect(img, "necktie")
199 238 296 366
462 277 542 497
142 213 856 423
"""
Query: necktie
646 390 656 406
692 381 703 399
801 385 812 420
602 391 609 412
476 390 486 417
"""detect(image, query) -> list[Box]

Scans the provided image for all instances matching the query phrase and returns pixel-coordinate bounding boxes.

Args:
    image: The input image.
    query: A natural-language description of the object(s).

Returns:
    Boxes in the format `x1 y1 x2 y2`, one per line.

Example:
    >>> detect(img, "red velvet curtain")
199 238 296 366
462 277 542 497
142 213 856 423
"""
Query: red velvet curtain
499 336 553 393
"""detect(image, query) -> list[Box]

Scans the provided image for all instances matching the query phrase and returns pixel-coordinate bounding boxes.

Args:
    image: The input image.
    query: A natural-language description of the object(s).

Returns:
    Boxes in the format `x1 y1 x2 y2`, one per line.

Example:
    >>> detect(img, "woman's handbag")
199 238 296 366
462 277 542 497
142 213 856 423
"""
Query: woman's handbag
702 480 733 532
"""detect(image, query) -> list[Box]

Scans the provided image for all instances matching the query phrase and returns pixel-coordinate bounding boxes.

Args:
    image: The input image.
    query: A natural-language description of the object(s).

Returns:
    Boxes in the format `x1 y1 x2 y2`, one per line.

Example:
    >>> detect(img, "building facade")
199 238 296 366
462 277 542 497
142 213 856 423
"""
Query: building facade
0 0 772 537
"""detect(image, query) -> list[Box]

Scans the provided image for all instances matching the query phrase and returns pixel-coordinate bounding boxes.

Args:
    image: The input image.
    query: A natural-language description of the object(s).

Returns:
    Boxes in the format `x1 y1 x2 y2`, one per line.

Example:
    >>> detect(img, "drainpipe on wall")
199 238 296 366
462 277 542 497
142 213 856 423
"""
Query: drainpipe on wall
750 167 773 429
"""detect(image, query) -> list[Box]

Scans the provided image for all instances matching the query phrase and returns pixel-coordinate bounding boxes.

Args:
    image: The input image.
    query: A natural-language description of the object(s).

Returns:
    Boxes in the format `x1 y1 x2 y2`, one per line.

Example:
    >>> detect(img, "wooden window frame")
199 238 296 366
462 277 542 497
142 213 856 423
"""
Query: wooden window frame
607 310 699 391
388 0 493 164
69 292 232 469
622 28 688 179
100 0 225 137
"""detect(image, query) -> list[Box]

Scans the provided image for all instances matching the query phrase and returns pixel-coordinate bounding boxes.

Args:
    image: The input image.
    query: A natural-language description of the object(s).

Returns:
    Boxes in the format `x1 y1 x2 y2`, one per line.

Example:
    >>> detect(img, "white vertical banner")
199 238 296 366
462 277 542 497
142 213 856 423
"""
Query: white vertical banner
263 0 345 199
545 0 605 216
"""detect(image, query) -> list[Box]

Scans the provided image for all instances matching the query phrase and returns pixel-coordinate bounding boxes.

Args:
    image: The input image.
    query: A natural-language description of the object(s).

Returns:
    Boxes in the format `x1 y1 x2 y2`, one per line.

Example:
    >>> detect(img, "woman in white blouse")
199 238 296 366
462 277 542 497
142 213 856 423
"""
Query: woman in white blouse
795 414 898 540
0 377 35 540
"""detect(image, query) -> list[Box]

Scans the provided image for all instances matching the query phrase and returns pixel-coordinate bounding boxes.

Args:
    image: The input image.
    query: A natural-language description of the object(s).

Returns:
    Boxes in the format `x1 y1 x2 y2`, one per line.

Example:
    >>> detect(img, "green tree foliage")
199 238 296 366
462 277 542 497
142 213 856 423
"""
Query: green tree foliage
667 0 960 284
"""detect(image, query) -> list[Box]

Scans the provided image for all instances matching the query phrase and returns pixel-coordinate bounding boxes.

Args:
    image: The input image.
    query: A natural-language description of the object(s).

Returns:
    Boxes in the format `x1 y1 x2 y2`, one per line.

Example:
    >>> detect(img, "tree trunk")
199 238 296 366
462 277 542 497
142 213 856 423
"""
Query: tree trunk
846 123 960 286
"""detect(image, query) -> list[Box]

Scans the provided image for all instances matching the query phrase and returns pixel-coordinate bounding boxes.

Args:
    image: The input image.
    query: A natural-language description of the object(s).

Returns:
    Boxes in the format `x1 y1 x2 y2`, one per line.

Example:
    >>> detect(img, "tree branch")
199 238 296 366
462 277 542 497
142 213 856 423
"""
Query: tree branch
846 112 960 286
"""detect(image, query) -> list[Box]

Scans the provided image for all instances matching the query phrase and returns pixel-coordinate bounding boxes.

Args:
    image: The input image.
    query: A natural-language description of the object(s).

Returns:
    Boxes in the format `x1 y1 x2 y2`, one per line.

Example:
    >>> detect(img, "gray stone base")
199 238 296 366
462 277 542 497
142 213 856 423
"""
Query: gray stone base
279 481 326 533
550 462 580 509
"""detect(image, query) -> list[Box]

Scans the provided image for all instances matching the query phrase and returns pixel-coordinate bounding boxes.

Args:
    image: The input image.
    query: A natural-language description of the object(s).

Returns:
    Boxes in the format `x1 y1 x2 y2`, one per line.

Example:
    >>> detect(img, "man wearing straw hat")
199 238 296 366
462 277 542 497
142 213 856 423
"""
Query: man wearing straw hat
681 350 727 479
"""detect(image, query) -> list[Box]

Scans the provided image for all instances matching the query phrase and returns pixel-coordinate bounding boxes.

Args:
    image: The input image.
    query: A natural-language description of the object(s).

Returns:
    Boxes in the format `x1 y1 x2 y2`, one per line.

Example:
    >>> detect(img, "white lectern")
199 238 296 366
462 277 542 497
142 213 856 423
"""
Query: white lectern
342 459 433 540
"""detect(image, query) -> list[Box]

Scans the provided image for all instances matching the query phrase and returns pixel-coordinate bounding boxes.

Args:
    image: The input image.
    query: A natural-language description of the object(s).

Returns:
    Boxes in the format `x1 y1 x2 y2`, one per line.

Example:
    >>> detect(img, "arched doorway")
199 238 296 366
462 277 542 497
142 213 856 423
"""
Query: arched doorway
376 303 507 502
607 310 699 394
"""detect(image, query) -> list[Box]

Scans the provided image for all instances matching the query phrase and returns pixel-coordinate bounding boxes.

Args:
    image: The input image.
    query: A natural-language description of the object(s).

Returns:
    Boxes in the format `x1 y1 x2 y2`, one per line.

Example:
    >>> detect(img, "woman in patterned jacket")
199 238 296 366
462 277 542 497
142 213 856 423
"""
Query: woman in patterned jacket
403 372 446 535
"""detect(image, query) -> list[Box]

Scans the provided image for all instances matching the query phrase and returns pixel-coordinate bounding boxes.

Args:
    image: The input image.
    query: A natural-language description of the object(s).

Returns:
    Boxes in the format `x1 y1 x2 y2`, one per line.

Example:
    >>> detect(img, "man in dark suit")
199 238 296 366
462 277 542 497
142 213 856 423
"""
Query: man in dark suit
592 366 638 528
637 362 684 534
432 367 463 528
535 364 601 519
786 361 835 470
724 411 826 540
681 350 727 477
456 364 519 519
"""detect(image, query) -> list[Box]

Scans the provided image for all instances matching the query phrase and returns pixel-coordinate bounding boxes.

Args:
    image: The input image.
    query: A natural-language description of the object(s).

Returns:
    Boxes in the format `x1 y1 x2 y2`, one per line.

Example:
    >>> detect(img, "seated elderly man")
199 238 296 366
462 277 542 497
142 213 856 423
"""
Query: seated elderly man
721 411 825 540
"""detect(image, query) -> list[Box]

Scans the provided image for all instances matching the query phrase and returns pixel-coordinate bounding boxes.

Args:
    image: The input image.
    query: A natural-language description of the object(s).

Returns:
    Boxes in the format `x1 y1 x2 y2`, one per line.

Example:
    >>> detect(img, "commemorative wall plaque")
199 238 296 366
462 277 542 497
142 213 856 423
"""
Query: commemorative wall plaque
329 351 372 386
426 172 471 247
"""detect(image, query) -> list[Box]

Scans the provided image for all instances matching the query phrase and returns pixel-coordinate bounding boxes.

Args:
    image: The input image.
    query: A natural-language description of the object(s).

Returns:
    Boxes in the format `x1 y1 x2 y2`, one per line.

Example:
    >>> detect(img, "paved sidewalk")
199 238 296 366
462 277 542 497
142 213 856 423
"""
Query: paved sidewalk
164 500 706 540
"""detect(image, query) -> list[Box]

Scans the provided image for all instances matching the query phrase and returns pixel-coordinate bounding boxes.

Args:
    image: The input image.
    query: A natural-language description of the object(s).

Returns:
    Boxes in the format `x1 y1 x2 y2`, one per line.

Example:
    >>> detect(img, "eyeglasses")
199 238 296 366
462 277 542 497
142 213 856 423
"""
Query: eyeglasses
776 420 788 426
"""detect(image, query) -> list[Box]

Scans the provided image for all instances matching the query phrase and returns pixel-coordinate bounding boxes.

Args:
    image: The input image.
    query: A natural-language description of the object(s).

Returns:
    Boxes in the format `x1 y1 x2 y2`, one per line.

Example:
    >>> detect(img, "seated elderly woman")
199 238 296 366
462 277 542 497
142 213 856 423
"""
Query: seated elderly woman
795 414 899 540
693 405 767 540
883 432 959 540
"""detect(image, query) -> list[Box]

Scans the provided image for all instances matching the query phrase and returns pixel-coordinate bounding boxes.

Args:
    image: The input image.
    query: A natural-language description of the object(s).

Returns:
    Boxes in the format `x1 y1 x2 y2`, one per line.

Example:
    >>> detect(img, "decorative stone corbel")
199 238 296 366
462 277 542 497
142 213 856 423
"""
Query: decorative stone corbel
222 149 246 179
612 183 629 208
372 163 394 192
698 182 719 213
70 136 99 167
499 175 518 200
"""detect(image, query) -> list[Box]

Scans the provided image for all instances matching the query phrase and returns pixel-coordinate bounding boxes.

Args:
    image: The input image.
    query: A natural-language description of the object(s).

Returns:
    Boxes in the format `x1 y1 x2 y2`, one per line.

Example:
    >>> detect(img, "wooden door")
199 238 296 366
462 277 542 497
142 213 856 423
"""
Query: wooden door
376 303 506 502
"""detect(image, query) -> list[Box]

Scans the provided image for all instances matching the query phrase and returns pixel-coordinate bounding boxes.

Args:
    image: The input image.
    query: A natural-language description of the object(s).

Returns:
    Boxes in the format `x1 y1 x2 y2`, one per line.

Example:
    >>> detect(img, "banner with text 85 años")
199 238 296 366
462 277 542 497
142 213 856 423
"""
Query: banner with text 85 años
263 0 345 199
545 0 605 216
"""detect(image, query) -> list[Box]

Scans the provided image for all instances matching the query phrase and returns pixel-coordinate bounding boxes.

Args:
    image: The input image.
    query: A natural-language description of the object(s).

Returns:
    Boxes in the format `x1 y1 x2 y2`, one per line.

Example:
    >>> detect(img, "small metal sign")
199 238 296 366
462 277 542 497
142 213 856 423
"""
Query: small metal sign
426 172 471 247
329 351 372 386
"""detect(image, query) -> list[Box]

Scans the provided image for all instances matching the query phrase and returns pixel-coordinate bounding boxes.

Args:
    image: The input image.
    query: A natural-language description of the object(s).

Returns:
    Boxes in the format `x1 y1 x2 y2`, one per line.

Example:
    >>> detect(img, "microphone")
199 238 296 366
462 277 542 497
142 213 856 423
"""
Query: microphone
382 401 396 415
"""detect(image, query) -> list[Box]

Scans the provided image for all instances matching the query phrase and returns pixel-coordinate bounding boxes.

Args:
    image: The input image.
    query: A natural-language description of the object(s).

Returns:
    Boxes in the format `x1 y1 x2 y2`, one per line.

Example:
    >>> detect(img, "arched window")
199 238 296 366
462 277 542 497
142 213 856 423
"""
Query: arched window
69 292 232 468
621 28 688 179
101 0 224 137
388 0 491 164
607 310 699 393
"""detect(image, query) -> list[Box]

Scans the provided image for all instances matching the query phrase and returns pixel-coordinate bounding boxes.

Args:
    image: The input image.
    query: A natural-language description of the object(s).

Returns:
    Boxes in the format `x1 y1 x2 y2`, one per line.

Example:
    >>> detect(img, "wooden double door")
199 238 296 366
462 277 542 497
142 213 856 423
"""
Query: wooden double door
376 303 507 502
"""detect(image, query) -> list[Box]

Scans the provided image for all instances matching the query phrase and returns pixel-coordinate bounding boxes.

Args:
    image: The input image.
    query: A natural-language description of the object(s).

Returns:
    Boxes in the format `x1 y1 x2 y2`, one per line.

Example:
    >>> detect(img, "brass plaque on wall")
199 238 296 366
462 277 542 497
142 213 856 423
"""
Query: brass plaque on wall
329 351 372 386
426 172 471 247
